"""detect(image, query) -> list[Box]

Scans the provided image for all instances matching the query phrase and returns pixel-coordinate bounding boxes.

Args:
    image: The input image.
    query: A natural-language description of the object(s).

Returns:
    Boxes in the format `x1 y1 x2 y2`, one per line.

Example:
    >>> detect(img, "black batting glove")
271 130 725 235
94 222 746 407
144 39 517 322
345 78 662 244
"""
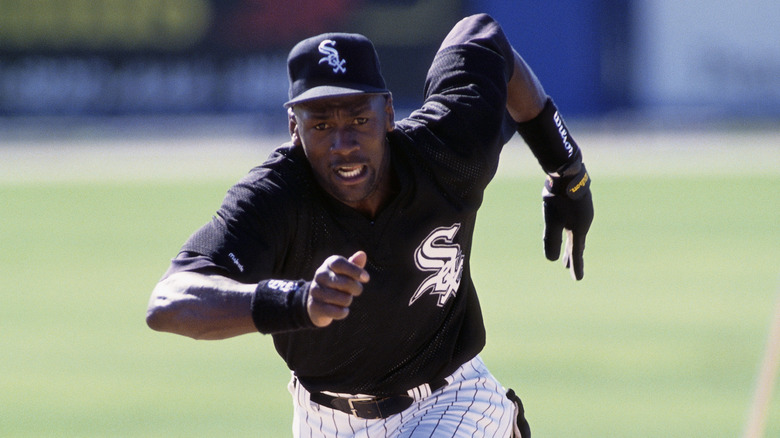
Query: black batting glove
542 160 593 280
516 97 594 280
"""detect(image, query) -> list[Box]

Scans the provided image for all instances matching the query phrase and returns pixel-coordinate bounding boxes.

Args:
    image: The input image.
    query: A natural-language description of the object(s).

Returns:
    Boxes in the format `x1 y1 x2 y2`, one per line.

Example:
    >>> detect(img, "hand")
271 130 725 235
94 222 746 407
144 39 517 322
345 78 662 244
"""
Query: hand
542 163 593 280
307 251 370 327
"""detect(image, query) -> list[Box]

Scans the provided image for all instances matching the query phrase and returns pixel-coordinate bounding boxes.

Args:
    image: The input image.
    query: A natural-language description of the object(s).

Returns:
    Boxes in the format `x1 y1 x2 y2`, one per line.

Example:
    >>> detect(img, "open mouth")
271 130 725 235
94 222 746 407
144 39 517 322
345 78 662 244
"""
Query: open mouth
335 165 367 181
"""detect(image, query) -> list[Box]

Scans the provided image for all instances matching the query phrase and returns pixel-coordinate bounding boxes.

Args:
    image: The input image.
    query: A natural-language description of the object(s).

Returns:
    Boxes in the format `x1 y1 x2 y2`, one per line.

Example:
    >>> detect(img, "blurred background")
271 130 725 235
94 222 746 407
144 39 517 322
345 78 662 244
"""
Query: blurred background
2 1 779 437
1 0 778 127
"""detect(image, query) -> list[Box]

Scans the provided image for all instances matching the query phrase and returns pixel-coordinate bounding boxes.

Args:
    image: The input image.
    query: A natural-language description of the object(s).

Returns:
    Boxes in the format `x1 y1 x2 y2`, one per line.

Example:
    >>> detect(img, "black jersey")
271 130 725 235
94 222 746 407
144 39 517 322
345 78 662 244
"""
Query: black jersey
168 14 518 396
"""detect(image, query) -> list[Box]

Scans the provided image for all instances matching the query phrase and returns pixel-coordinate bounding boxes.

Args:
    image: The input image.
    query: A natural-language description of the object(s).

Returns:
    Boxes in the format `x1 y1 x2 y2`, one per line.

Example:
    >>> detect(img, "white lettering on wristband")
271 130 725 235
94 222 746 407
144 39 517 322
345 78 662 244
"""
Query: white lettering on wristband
268 280 298 293
553 111 574 158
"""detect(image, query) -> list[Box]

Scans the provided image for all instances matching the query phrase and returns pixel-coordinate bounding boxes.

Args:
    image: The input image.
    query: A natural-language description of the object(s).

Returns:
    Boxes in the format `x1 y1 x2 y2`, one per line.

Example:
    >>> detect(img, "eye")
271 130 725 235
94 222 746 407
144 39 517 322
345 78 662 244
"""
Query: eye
313 122 329 131
352 117 368 125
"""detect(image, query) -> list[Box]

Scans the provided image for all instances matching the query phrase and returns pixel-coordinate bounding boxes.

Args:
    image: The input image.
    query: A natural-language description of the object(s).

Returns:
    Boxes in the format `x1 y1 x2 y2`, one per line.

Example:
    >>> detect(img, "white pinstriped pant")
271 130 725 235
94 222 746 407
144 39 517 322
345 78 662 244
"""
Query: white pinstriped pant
289 356 517 437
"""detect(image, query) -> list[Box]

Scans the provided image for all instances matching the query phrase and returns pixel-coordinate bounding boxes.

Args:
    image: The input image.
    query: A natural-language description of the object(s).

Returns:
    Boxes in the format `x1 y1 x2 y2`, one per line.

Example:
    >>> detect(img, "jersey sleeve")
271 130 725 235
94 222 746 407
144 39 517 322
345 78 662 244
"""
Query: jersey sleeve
397 14 517 205
166 149 298 283
414 13 516 153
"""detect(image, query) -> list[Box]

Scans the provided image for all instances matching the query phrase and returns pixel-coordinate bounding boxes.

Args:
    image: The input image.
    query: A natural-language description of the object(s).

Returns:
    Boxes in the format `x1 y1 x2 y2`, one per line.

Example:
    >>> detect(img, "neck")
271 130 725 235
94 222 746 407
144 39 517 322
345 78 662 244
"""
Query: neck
359 144 398 220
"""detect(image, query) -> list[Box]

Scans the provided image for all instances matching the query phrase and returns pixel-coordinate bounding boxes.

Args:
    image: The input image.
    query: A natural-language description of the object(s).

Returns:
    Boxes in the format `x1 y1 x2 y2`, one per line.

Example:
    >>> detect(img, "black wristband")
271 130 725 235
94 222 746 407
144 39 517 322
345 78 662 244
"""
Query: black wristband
516 97 580 174
250 279 315 334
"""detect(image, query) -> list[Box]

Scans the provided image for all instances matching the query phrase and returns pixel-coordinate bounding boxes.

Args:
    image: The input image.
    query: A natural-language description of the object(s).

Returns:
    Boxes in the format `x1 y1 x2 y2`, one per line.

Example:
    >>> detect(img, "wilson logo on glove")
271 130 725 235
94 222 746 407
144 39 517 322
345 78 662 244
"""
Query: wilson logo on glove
567 170 590 199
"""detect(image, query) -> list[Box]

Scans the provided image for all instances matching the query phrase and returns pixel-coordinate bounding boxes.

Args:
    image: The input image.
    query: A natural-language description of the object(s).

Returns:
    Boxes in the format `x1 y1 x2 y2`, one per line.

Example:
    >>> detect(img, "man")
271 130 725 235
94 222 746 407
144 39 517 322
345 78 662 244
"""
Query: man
147 13 593 437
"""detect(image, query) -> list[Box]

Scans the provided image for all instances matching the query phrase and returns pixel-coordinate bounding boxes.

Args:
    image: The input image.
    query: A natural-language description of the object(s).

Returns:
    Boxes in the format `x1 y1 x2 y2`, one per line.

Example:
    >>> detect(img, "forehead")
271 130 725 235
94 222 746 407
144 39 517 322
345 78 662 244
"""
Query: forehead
294 94 386 117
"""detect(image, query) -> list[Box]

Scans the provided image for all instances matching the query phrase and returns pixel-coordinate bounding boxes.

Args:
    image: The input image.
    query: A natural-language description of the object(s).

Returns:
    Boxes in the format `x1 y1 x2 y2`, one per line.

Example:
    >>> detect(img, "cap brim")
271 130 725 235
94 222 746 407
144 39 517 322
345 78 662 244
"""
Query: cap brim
284 84 389 108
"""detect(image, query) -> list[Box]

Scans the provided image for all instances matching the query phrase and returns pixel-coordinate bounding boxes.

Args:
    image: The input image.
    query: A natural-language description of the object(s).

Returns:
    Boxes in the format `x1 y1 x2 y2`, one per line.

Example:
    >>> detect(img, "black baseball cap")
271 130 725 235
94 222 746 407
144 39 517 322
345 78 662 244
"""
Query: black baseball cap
284 32 389 108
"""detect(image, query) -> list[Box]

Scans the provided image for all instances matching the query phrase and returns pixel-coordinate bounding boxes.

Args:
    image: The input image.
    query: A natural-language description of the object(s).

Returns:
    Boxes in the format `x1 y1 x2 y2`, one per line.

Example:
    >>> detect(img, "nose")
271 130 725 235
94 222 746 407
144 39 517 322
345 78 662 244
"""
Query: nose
331 127 359 154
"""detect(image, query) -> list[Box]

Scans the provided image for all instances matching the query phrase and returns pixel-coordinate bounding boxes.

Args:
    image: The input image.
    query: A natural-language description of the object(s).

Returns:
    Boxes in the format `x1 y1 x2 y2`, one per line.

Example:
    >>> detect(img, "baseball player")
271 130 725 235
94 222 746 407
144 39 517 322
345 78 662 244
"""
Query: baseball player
147 13 593 437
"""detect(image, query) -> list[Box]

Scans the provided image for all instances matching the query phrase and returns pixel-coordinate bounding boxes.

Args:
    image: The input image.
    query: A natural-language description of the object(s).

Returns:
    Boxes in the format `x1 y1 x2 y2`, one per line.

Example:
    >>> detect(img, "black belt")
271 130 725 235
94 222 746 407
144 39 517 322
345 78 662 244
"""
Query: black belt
309 379 448 420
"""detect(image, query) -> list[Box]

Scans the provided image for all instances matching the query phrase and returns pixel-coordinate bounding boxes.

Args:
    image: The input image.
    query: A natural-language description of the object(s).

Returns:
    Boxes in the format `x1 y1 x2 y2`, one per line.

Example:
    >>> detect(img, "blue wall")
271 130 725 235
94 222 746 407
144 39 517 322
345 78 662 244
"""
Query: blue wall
468 1 631 116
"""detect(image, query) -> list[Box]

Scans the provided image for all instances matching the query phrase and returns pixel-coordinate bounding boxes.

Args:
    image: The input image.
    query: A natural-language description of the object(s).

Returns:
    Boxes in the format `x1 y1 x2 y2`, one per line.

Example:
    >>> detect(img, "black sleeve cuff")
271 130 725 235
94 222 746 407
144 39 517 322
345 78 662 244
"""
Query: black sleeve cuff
250 279 316 334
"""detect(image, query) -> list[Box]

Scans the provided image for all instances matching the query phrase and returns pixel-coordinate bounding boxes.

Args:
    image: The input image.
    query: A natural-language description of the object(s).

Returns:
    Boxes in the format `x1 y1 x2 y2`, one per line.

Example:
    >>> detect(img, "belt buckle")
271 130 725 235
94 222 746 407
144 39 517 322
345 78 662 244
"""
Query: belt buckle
347 396 380 419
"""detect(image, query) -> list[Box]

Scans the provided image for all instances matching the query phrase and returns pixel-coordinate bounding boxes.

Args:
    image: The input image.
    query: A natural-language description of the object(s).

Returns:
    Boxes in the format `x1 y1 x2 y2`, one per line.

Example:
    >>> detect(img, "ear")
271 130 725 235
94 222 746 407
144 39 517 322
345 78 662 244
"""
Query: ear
288 108 302 146
384 93 395 132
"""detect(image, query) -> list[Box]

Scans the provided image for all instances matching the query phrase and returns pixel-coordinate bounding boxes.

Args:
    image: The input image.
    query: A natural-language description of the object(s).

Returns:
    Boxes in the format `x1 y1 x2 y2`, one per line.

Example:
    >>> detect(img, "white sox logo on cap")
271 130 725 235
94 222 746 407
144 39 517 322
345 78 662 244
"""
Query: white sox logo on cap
318 40 347 74
410 224 464 307
285 32 388 107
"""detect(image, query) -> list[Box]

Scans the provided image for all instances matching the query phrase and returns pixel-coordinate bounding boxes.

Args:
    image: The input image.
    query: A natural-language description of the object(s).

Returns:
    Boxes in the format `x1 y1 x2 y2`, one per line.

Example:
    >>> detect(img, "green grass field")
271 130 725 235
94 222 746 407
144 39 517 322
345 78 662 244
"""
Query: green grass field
1 127 778 437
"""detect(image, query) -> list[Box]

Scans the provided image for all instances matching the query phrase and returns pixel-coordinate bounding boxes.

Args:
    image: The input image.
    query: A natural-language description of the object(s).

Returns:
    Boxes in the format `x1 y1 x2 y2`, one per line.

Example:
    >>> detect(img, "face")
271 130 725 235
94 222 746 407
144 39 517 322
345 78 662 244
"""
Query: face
291 93 395 217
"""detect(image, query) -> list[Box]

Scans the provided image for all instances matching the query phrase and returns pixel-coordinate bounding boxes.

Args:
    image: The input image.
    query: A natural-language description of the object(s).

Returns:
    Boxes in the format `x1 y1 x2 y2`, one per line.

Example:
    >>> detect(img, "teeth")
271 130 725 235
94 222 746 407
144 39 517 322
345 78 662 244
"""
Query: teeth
337 166 362 178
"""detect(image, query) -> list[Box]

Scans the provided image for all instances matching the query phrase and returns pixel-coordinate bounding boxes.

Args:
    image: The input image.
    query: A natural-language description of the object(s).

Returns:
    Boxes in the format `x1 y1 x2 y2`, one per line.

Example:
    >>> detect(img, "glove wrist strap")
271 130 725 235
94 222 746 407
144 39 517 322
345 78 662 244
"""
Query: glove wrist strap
545 163 590 200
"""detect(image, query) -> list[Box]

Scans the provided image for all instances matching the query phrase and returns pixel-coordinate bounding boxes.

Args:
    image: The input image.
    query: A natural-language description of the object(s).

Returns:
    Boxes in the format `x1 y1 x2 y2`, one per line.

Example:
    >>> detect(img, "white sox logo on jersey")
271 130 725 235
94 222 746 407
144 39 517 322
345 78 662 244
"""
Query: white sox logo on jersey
318 40 347 73
409 224 464 307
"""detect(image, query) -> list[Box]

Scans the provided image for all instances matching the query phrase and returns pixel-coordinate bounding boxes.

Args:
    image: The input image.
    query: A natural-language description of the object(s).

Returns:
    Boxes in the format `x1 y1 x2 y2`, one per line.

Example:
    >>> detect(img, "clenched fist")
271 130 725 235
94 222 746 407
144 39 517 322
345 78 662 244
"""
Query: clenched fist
307 251 370 327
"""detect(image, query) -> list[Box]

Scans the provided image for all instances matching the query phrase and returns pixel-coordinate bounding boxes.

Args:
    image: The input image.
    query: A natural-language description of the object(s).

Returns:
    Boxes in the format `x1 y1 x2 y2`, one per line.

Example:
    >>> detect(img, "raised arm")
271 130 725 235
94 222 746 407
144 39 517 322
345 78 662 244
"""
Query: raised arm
506 49 547 123
498 17 594 280
437 13 593 280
